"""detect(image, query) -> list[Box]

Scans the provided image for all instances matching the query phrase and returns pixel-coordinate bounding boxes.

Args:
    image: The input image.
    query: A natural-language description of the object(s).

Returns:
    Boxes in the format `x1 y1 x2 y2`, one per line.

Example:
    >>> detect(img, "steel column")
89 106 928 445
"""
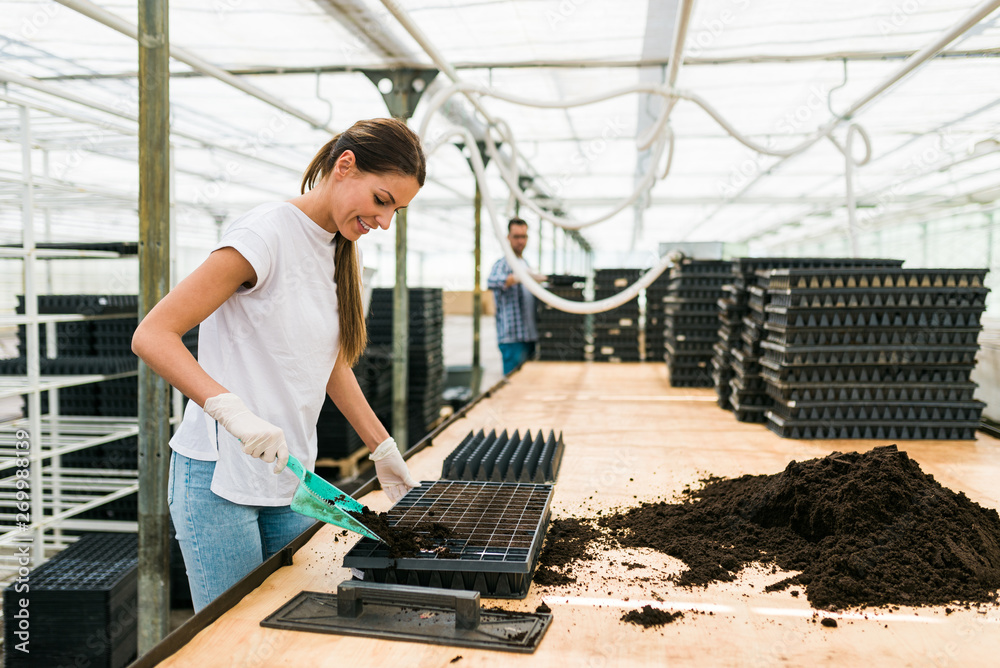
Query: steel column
472 180 482 394
137 0 172 652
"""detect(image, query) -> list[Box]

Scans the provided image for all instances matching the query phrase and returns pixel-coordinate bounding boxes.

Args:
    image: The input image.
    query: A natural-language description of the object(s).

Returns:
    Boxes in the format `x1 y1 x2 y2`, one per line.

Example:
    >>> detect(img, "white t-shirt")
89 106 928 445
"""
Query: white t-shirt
170 201 344 505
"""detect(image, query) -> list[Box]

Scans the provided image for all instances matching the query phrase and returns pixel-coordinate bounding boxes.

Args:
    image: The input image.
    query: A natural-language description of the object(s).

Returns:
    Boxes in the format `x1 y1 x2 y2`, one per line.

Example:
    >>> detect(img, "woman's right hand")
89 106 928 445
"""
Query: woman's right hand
203 393 289 473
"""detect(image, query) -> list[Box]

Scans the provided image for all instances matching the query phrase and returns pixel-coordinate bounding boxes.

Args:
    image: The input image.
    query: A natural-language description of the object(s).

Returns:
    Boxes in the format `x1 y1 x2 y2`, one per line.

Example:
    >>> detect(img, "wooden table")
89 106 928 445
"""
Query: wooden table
158 362 1000 667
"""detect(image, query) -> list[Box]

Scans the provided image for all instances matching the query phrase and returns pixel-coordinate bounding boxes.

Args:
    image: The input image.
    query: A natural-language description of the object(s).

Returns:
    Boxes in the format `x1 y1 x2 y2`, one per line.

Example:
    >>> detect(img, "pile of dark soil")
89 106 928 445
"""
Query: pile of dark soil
533 518 603 585
620 605 683 628
349 507 453 559
539 445 1000 610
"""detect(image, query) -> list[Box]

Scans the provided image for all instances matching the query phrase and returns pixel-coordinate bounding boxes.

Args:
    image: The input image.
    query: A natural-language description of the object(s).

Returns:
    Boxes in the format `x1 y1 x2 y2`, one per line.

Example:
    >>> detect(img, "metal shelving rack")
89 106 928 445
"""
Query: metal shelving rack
0 100 157 576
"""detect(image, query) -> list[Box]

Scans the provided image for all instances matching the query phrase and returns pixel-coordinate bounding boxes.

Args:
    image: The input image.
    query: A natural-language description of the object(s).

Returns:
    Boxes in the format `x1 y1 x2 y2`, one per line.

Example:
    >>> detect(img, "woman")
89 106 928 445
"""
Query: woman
132 118 423 611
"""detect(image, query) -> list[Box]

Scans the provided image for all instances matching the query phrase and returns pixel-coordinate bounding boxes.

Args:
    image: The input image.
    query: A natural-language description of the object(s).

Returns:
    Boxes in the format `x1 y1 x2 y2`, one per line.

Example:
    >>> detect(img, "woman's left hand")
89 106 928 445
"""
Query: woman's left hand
369 437 418 503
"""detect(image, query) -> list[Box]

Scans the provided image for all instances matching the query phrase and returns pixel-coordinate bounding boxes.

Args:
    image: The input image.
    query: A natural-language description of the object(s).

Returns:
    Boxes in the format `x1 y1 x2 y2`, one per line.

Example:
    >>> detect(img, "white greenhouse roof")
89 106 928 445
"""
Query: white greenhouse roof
1 0 999 282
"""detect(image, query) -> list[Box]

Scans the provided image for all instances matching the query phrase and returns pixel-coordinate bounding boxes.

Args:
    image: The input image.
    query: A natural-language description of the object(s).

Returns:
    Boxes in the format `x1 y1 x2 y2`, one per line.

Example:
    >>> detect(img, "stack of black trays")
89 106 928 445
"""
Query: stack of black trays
715 258 904 422
645 269 671 363
592 269 641 362
536 277 587 361
315 344 393 459
762 268 988 439
3 533 138 668
5 295 198 417
368 288 445 447
663 260 734 387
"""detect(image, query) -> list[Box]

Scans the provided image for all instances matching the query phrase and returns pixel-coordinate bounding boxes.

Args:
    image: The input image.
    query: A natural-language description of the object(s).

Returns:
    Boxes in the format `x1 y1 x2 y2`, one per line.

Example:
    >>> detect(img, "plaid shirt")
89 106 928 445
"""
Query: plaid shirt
488 256 538 344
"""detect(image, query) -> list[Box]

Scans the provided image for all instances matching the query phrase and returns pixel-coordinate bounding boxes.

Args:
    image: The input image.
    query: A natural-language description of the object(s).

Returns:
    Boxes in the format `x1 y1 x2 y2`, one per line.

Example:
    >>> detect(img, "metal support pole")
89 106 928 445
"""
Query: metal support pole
392 208 409 449
20 105 44 567
137 0 171 652
472 180 483 394
361 68 437 451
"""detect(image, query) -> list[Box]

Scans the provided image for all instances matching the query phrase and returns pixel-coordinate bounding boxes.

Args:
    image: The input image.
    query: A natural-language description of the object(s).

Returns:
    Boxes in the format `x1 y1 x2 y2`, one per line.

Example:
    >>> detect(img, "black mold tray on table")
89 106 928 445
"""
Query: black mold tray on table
441 429 564 483
343 481 554 599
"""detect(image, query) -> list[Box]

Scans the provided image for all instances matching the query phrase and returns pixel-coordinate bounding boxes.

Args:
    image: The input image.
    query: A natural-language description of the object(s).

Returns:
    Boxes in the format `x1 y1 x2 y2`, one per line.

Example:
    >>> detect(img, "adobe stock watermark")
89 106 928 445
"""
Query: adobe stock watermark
547 0 591 30
718 83 831 199
876 0 925 37
10 428 33 656
856 130 961 230
548 116 628 199
687 0 752 58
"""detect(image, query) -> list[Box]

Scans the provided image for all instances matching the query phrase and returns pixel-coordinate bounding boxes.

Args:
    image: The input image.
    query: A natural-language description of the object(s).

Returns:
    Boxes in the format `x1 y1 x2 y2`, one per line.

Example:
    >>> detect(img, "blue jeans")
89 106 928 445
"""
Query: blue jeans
499 341 536 375
168 452 316 612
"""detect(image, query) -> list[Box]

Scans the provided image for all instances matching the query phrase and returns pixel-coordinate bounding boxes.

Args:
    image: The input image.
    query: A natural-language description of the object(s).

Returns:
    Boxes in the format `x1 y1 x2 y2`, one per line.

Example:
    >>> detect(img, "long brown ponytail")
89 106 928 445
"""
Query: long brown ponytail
301 118 426 367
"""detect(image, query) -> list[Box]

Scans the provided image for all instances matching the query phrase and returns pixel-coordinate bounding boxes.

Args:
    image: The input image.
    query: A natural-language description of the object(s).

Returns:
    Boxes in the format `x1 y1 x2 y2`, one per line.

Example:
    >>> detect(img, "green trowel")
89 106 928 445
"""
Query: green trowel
285 454 383 542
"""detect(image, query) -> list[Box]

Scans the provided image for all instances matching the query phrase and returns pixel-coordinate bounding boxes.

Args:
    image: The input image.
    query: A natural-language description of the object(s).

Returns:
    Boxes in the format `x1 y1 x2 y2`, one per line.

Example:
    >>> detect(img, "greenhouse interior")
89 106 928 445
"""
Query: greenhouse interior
1 0 999 666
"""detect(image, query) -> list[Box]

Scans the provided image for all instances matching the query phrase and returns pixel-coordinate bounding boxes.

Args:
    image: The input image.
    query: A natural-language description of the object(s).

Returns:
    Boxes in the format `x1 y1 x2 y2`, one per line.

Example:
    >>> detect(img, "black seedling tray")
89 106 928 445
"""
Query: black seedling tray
767 400 985 422
764 307 983 329
441 429 564 483
763 381 979 404
760 359 973 385
765 267 988 292
731 257 904 276
343 481 553 599
766 288 988 310
766 414 979 440
760 342 980 367
762 325 982 348
671 259 734 276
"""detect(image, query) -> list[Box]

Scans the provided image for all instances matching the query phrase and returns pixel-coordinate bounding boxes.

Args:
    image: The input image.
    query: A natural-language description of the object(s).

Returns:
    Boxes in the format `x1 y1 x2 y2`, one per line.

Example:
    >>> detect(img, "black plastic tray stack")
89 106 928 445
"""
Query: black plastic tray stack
7 295 198 417
440 429 565 482
761 268 988 439
315 344 393 460
368 288 445 446
663 260 734 387
717 258 906 422
591 269 641 362
645 269 672 363
536 278 587 361
343 480 553 599
3 533 138 668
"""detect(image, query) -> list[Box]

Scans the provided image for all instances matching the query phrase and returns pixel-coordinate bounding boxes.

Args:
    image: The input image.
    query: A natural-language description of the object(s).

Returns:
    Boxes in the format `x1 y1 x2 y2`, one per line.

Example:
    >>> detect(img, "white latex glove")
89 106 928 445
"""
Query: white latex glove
370 437 418 503
203 393 289 474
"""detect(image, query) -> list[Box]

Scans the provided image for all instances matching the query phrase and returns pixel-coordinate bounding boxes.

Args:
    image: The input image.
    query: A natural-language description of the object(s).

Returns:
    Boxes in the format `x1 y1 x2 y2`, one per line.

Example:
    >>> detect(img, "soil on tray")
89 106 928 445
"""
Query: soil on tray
348 507 454 559
540 445 1000 611
620 605 683 628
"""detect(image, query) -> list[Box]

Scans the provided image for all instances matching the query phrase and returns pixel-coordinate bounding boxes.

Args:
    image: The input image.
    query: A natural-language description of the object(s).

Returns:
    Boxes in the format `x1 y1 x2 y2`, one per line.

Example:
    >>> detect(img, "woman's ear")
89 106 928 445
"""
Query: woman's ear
333 150 356 180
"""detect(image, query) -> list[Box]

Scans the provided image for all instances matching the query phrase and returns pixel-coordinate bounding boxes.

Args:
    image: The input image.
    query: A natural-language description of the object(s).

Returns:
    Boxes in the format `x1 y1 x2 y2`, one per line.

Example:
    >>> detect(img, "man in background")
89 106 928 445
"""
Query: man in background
488 218 543 375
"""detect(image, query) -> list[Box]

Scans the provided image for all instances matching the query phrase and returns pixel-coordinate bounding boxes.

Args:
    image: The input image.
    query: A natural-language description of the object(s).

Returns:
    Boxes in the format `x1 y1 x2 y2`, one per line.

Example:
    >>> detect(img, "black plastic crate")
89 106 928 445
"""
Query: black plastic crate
765 414 979 440
343 481 553 599
441 429 564 483
3 533 137 668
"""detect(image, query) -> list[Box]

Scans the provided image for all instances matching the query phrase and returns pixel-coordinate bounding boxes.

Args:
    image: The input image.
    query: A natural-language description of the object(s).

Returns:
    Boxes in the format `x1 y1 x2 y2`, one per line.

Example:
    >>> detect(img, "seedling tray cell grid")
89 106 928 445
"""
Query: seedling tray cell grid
344 481 554 599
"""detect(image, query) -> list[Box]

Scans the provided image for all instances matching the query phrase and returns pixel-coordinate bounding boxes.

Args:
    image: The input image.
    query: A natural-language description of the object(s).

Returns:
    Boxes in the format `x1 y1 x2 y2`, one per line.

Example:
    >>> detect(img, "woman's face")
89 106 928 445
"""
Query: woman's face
328 152 420 241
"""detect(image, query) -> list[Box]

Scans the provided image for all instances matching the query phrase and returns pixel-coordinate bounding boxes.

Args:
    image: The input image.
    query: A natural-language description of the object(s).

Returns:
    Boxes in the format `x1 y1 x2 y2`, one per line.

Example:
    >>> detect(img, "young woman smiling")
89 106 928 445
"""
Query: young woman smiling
132 118 423 611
